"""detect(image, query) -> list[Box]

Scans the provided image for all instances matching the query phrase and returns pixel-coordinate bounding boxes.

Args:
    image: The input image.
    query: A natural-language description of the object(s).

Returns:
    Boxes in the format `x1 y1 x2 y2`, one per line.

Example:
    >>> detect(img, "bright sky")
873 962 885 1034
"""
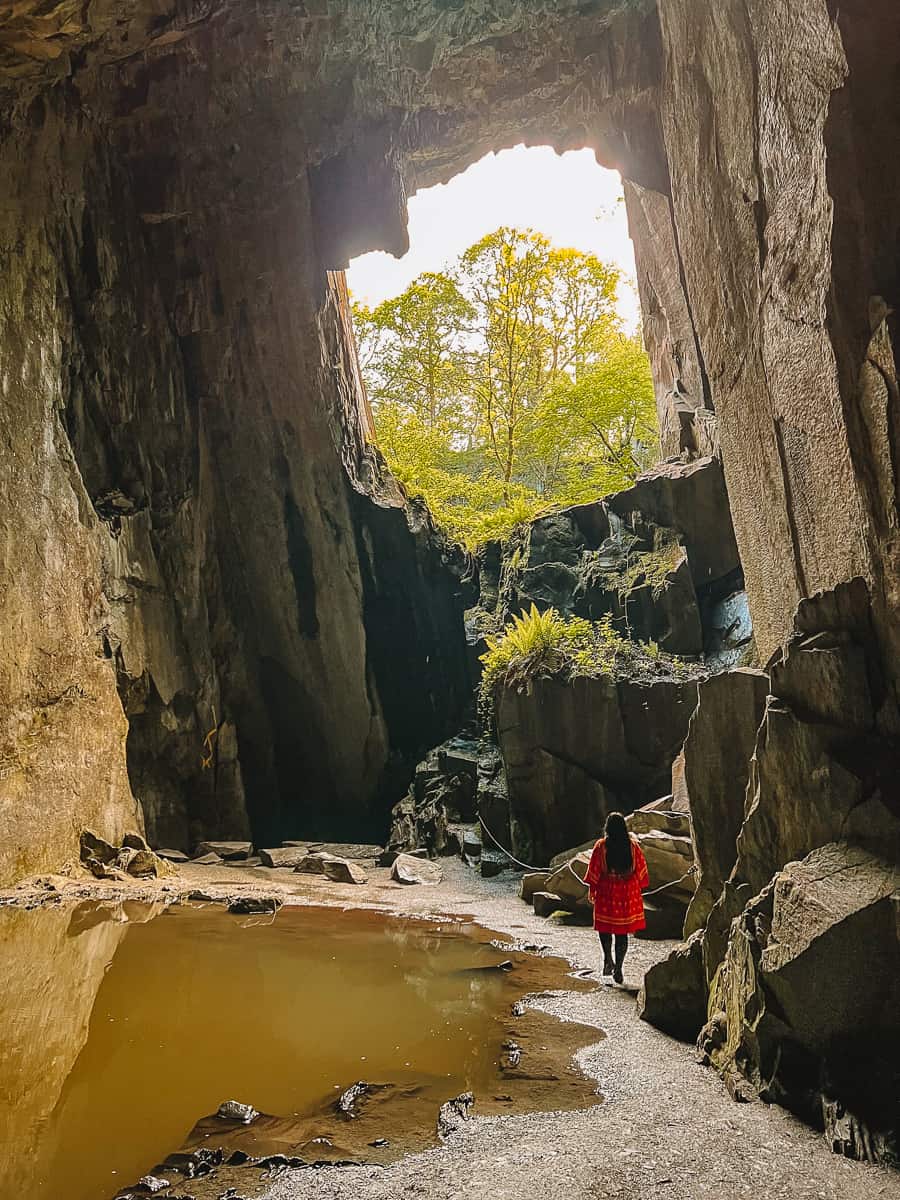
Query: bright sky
347 145 640 333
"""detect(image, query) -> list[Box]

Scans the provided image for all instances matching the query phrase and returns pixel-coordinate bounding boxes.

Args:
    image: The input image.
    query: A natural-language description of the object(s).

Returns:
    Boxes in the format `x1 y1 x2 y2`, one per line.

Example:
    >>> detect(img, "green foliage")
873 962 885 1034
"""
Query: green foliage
478 604 698 720
352 227 658 547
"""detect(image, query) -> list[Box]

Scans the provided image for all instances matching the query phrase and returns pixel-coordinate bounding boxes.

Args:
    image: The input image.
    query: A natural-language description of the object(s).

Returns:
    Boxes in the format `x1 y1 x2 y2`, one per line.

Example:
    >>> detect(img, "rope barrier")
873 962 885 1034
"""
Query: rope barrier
476 814 698 897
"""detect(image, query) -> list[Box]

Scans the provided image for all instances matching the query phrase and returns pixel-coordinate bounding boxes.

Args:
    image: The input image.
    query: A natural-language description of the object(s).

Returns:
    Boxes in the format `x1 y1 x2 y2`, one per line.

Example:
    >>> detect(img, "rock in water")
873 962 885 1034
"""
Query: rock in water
228 896 280 914
437 1092 474 1140
136 1177 170 1194
216 1099 260 1124
390 853 442 885
323 858 368 884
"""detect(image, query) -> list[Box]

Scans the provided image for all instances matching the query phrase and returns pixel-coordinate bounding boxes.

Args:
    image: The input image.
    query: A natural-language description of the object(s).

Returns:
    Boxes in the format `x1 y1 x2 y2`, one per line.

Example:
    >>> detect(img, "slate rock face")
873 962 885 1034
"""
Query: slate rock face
475 457 745 663
496 673 699 866
683 668 769 935
641 582 900 1161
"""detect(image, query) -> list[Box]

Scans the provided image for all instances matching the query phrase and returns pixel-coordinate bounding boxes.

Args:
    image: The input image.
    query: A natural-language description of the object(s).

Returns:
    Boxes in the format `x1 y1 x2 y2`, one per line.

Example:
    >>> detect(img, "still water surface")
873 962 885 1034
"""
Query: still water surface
0 900 592 1200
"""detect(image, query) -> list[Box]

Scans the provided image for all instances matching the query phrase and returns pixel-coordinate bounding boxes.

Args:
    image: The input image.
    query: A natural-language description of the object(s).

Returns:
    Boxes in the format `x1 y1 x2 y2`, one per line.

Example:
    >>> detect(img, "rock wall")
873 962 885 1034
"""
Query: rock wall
0 80 472 881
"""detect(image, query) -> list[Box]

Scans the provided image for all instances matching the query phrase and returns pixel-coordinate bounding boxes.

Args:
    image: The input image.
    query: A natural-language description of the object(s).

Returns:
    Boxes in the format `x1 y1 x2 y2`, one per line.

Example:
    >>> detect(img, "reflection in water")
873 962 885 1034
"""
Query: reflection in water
0 902 563 1200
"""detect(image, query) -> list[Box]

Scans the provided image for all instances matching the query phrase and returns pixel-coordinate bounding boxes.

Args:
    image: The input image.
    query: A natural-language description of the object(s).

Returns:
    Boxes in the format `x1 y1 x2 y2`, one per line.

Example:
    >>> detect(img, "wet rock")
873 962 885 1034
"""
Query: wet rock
227 896 280 915
638 930 706 1040
519 871 550 901
335 1081 393 1119
532 892 565 918
159 1147 223 1178
191 852 223 866
391 853 442 885
194 841 252 861
80 829 118 866
323 858 368 884
136 1177 170 1194
216 1099 260 1123
437 1091 474 1140
500 1040 523 1069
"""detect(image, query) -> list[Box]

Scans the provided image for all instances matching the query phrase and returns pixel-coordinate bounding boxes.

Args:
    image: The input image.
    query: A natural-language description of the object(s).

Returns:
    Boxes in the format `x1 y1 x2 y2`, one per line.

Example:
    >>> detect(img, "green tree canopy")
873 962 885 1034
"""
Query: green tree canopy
352 228 657 546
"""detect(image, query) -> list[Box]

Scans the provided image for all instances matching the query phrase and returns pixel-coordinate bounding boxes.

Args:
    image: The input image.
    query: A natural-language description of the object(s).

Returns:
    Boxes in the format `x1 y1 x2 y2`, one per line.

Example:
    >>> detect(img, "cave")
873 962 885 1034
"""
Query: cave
1 0 899 1179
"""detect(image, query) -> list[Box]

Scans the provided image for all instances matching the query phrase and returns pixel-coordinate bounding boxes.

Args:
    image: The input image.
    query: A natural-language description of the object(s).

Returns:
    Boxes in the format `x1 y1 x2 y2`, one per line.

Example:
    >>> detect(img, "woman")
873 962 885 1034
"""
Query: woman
585 811 649 984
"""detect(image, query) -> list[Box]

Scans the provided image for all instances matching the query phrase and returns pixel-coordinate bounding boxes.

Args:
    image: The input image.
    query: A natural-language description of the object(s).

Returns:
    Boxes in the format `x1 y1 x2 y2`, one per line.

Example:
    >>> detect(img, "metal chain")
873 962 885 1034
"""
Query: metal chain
477 814 698 897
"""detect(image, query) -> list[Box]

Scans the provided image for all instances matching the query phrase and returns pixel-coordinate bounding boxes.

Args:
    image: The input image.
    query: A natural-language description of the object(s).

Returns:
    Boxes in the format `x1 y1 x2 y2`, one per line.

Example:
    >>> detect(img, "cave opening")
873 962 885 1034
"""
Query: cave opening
345 144 653 552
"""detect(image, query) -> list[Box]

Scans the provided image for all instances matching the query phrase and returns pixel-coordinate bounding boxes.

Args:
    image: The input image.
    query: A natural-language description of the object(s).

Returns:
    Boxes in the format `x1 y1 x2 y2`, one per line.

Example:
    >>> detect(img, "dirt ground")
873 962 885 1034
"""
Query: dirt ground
3 858 898 1200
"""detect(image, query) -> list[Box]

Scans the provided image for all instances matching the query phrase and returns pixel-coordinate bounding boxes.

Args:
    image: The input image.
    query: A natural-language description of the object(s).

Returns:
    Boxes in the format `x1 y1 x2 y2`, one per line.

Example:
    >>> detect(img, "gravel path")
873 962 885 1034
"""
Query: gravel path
5 858 897 1199
254 862 898 1200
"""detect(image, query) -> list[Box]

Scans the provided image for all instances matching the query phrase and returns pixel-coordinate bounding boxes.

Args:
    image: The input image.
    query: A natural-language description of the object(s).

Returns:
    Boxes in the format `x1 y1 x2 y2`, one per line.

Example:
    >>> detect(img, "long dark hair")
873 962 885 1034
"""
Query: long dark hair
604 811 634 874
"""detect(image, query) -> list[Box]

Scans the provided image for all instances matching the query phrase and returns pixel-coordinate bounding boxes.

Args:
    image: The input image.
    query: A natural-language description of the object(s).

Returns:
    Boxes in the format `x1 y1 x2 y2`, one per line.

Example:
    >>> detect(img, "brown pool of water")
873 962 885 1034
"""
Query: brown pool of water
0 899 601 1200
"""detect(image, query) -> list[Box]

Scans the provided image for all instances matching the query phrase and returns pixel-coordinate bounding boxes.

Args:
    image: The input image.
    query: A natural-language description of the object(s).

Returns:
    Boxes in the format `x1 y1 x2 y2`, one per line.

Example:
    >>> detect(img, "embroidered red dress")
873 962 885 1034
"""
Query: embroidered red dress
585 836 649 933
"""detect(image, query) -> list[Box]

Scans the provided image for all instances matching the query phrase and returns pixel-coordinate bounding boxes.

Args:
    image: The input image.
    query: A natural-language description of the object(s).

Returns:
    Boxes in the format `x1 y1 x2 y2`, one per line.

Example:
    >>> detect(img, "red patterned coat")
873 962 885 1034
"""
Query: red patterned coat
585 836 649 933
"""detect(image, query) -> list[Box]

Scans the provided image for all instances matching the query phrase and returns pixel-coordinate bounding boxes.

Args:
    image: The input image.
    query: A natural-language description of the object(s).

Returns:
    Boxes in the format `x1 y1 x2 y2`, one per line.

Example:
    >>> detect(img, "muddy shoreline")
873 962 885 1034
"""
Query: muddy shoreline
2 862 896 1200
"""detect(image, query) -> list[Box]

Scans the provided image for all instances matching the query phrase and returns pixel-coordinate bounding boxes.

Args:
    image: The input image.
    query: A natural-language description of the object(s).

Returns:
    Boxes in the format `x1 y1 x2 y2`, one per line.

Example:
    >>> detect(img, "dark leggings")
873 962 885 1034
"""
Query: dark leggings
599 932 628 966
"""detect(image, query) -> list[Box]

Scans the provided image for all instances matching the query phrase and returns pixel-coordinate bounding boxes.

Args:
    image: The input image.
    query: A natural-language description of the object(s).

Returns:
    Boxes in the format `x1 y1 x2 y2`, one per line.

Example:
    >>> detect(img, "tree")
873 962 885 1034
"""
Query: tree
351 228 658 547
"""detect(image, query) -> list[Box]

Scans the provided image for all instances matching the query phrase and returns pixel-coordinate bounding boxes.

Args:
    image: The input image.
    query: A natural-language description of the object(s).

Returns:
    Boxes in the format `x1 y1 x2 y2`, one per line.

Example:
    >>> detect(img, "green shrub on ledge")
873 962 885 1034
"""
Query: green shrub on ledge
479 604 700 709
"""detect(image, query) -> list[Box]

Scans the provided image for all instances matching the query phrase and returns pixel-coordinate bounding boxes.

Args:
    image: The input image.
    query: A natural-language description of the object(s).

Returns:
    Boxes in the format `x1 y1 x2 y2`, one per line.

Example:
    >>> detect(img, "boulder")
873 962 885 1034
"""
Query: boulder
259 846 313 869
626 797 690 839
122 831 151 852
496 673 699 865
635 899 686 940
323 858 368 884
682 668 769 935
543 851 591 911
155 848 189 863
79 829 117 866
317 842 383 861
480 854 506 878
633 831 695 906
194 840 253 861
293 852 337 874
638 930 706 1040
605 457 741 590
532 891 566 918
125 848 174 878
391 853 443 885
192 851 224 866
519 871 551 902
696 843 900 1160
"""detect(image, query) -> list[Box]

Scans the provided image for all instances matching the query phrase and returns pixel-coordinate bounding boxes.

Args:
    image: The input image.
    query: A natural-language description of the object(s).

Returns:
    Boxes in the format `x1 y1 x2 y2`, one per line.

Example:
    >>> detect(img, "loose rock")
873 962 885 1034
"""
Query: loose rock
216 1099 260 1124
323 858 368 884
390 853 443 885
